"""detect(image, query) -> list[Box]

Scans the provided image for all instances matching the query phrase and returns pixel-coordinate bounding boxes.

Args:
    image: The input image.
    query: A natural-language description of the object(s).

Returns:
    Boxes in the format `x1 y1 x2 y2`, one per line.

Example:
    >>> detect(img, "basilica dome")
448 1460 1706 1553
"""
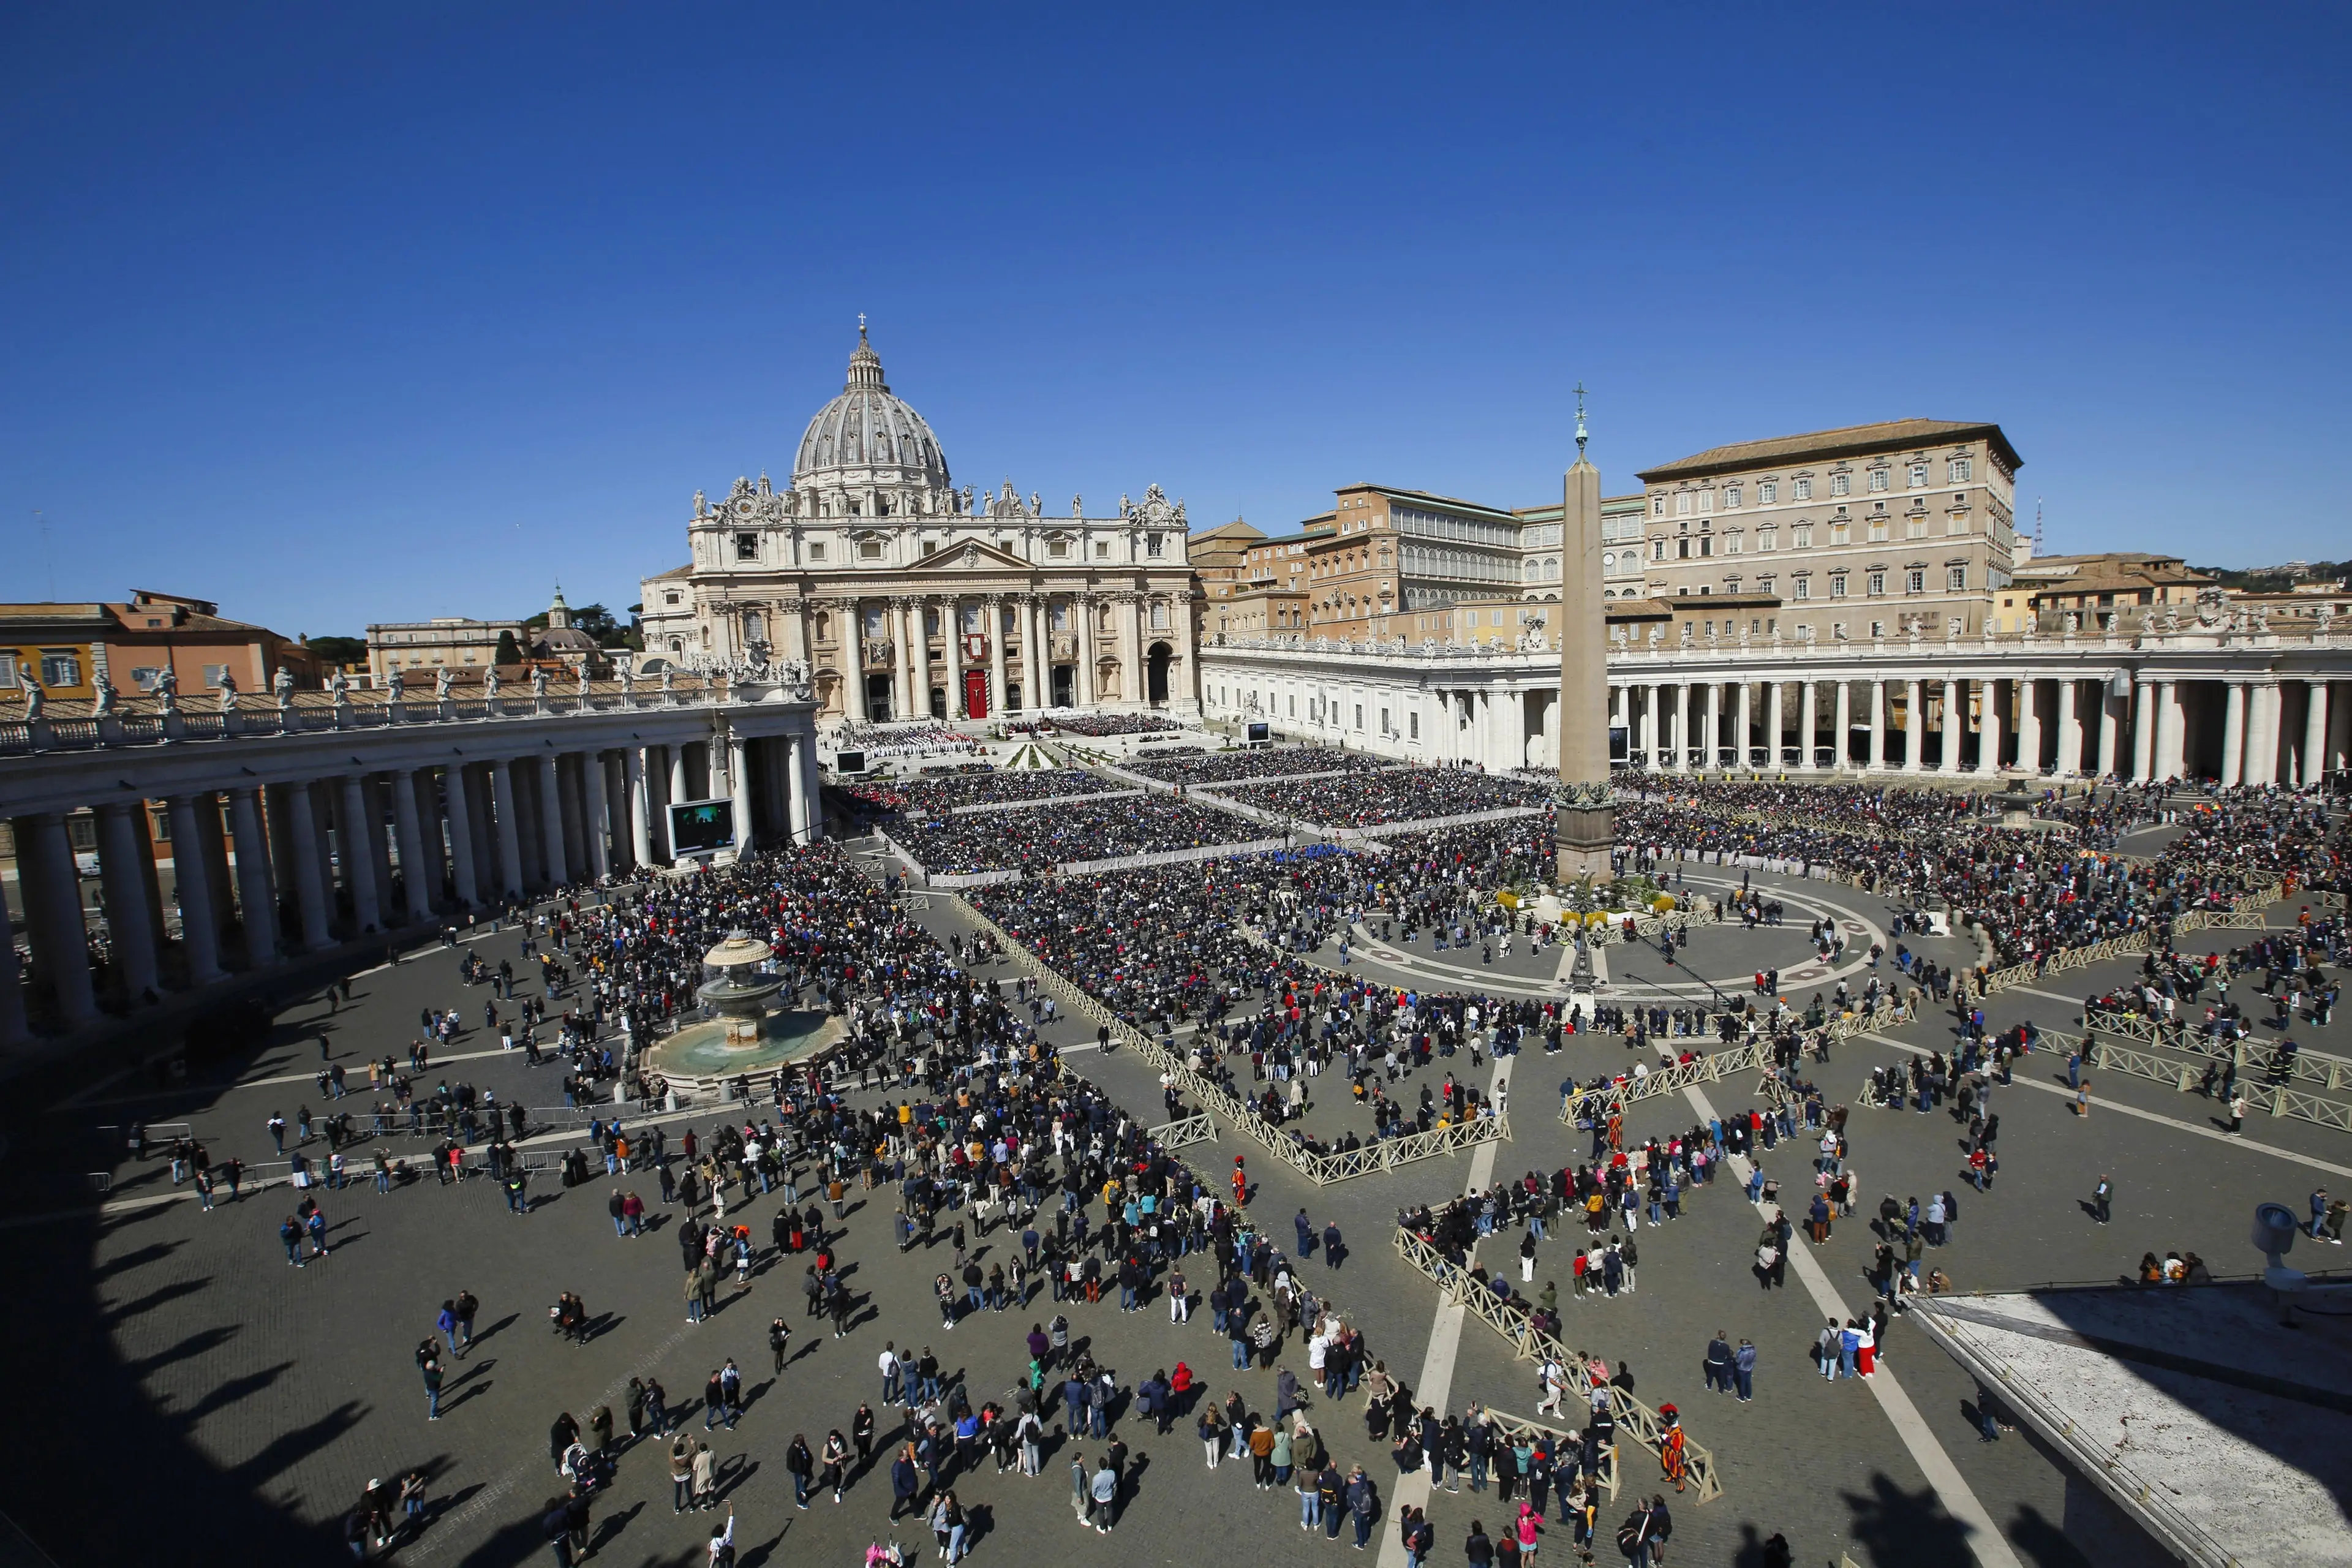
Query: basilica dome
791 325 952 508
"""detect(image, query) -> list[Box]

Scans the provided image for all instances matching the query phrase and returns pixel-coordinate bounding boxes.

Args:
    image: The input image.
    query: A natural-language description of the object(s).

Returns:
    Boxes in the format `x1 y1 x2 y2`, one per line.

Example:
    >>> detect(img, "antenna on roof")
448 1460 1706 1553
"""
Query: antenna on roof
2034 496 2044 557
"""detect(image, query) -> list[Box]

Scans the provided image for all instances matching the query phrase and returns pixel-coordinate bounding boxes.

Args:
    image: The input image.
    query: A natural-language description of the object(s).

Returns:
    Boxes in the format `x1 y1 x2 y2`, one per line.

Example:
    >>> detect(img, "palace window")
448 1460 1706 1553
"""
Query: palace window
1828 572 1848 598
1724 483 1743 508
1909 463 1929 488
1793 478 1812 500
1675 492 1693 516
1757 527 1777 552
1831 473 1850 497
40 652 80 686
1947 565 1968 592
1866 570 1887 597
1758 481 1778 504
1869 467 1889 492
1793 576 1811 601
1830 522 1851 546
1792 524 1812 549
1948 457 1973 483
1905 568 1926 595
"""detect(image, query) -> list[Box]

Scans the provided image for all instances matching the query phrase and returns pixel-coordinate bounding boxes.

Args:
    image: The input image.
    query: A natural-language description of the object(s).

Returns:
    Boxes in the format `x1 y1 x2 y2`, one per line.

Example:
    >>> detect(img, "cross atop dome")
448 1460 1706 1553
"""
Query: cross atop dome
845 318 886 391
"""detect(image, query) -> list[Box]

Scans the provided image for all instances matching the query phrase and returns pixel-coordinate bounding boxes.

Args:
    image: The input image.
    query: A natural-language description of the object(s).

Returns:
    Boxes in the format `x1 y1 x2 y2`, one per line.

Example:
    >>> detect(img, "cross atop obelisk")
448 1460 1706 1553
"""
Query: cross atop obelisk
1555 386 1615 883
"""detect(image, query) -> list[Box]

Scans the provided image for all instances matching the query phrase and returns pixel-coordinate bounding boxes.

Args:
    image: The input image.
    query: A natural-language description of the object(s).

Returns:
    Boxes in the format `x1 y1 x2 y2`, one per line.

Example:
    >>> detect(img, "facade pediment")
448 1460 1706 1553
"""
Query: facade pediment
908 538 1030 573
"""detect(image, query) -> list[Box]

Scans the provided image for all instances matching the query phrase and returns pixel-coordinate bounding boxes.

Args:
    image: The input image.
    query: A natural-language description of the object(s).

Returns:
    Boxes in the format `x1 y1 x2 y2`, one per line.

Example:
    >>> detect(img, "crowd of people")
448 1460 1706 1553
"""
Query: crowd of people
1124 745 1396 786
1219 769 1550 831
1008 712 1181 737
845 768 1117 818
832 722 988 764
886 793 1265 876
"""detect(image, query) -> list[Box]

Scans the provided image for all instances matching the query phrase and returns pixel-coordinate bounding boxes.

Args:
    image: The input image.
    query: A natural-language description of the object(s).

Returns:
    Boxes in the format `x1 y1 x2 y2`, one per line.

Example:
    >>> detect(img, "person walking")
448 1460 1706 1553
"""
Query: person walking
2093 1175 2113 1227
421 1353 443 1421
1733 1338 1757 1401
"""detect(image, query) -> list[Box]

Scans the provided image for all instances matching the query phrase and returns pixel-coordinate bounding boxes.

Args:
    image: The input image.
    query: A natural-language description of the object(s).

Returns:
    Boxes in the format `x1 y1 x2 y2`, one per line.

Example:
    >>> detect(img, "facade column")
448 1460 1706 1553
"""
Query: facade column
2132 680 2156 782
1902 677 1923 772
582 750 612 878
986 597 1009 717
910 598 933 721
491 760 526 897
443 764 481 907
390 767 433 921
728 736 754 851
2055 679 2082 777
538 754 569 885
1766 682 1785 769
2016 677 2041 775
336 777 383 932
2301 679 2331 789
840 599 869 724
1939 679 1961 774
226 788 279 964
1078 597 1099 707
625 750 652 869
2220 680 2247 788
17 812 96 1026
165 794 225 984
1736 681 1754 768
284 785 333 948
942 598 965 720
96 802 163 997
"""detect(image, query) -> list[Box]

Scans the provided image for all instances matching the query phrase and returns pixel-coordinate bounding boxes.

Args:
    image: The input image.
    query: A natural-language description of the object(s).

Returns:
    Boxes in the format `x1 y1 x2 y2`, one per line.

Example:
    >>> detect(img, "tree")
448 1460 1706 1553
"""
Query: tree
306 634 368 666
493 629 524 666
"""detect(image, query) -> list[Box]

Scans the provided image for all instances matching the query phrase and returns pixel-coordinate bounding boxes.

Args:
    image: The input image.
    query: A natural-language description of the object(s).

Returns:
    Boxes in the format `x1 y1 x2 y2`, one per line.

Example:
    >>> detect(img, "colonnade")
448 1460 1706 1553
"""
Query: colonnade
1 699 823 1048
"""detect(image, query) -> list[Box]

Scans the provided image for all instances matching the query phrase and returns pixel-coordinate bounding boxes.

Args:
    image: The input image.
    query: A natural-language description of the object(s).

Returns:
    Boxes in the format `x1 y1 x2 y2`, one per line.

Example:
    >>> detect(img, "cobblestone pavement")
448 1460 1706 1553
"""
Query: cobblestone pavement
2 861 2343 1568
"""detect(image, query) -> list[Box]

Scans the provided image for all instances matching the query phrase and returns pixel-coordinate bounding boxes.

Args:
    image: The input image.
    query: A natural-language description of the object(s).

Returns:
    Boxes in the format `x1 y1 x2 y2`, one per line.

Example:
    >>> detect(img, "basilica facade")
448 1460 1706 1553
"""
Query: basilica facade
638 327 1200 726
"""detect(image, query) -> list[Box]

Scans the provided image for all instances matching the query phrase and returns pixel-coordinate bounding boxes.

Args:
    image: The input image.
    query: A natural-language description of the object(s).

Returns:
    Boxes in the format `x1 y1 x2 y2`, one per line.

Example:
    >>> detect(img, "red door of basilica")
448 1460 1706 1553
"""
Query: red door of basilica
963 669 989 718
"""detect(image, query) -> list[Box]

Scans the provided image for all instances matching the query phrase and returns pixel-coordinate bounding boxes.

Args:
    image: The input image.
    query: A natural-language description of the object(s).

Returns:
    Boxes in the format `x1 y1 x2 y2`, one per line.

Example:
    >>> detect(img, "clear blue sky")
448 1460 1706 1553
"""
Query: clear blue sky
4 4 2345 638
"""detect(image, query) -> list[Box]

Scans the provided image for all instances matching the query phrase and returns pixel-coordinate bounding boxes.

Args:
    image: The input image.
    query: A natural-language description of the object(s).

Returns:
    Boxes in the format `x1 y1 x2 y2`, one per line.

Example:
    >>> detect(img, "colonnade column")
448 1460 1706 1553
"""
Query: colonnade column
2155 679 2184 782
1868 680 1887 771
96 802 162 996
2242 682 2277 786
16 813 96 1026
0 884 26 1049
1644 682 1662 764
2220 681 2247 788
1669 683 1687 769
2017 678 2041 775
728 736 753 851
536 755 569 885
625 750 652 869
164 794 225 984
333 776 382 930
1902 678 1922 772
2096 684 2121 778
1766 682 1785 769
986 597 1009 717
284 785 333 948
786 733 812 845
227 788 279 963
443 765 481 907
1703 684 1721 770
2307 680 2335 788
491 761 526 897
1797 680 1818 770
2132 680 2156 782
2054 679 2082 777
1939 680 1961 774
1737 682 1754 768
582 752 612 878
390 767 433 921
1973 682 2002 775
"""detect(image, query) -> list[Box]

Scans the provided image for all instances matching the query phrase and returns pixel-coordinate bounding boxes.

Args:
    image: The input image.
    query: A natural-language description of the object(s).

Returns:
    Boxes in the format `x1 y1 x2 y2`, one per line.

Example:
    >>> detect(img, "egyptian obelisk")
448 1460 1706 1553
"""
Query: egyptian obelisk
1554 387 1615 881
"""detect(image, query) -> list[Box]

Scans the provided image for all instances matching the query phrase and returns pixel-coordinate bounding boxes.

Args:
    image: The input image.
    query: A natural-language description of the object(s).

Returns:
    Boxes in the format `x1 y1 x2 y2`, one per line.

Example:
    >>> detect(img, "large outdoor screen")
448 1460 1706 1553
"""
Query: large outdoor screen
668 799 736 855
